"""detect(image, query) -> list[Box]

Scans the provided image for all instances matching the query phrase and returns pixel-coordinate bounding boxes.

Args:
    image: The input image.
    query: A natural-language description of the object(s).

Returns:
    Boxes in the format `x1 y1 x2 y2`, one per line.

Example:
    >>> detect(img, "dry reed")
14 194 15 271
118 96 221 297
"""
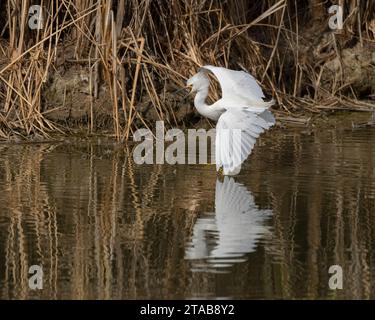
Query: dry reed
0 0 374 140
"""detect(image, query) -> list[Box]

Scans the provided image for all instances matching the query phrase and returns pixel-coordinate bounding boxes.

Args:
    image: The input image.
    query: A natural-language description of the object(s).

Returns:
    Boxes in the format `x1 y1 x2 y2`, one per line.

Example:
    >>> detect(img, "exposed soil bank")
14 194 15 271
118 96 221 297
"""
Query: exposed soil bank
0 1 374 140
42 41 375 125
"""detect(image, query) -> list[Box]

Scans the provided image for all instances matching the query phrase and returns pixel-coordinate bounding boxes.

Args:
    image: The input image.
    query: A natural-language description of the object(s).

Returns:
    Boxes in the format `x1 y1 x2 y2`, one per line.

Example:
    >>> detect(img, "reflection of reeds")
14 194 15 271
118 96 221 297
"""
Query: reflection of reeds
249 124 375 299
0 144 59 299
1 125 375 299
0 142 211 298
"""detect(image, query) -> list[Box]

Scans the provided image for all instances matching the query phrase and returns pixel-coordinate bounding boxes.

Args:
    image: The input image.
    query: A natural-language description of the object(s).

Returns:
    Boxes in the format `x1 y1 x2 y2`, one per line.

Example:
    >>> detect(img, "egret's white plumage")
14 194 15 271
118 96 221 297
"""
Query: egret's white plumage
187 65 275 175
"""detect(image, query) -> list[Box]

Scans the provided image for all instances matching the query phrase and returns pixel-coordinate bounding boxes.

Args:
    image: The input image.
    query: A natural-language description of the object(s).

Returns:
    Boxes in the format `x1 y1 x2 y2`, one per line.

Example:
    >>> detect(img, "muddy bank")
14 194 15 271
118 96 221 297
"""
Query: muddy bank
0 1 374 140
42 57 199 130
41 39 375 131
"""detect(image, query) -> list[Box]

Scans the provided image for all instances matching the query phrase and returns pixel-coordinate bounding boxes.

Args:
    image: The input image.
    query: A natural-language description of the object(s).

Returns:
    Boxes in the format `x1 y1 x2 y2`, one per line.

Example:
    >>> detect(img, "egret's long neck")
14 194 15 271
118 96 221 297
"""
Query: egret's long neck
194 87 210 116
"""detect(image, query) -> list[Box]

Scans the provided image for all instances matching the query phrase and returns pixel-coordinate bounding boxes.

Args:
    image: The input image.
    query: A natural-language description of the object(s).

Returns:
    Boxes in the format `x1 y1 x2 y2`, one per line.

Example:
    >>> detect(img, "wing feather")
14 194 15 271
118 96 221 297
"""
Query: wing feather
215 108 275 175
201 65 274 113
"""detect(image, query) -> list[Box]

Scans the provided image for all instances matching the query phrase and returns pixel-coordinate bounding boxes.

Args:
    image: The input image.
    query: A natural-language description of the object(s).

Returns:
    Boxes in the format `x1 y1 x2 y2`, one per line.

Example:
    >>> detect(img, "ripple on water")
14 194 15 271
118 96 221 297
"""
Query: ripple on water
0 117 375 299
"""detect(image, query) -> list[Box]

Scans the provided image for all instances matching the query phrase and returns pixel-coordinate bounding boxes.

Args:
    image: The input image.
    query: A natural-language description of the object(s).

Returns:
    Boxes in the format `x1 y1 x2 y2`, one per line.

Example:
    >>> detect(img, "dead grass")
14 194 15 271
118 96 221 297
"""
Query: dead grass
0 0 374 140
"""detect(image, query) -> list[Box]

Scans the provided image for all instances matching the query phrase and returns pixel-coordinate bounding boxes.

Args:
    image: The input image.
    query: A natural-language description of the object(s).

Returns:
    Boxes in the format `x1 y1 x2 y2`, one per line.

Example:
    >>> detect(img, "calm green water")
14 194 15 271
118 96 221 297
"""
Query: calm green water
1 113 375 299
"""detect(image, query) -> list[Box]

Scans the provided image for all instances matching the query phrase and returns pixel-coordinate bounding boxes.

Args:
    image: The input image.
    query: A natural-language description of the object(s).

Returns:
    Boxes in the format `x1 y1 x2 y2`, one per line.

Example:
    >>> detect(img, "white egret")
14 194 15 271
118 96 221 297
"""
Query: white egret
187 65 275 175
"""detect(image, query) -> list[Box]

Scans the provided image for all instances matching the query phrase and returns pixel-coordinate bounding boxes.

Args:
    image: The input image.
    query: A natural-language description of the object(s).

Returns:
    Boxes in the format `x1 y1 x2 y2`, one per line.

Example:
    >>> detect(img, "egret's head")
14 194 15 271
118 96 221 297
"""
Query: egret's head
186 70 210 93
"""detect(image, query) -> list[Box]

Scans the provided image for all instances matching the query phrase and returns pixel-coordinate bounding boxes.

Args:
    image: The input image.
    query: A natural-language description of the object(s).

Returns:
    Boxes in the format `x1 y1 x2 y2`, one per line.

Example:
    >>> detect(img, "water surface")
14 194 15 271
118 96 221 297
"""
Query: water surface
1 113 375 299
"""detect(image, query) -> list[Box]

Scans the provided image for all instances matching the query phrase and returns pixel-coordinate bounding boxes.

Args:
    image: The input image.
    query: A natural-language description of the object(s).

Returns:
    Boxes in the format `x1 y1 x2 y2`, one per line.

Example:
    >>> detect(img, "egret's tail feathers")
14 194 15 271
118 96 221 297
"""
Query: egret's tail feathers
246 98 275 114
261 98 275 109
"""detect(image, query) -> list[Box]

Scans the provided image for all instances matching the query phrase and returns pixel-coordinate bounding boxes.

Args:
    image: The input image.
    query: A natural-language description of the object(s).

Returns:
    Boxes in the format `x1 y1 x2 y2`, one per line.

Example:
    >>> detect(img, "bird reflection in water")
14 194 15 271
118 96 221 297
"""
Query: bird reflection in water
185 176 272 273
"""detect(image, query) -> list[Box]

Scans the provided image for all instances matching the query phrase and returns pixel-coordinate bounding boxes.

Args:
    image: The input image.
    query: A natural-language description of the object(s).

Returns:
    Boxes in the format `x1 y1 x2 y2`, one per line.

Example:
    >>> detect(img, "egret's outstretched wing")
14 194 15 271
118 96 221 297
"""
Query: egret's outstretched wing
201 65 273 111
258 109 275 124
215 109 275 175
185 177 272 271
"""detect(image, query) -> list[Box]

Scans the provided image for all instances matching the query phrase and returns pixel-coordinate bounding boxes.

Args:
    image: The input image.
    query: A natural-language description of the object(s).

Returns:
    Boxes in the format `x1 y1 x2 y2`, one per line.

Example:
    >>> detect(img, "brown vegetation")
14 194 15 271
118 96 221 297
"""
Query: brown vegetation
0 0 374 140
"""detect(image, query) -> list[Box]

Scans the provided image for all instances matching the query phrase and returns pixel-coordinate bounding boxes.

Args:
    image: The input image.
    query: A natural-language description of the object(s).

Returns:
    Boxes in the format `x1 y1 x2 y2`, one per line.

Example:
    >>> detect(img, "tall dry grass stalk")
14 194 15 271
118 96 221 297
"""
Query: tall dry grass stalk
0 0 374 140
